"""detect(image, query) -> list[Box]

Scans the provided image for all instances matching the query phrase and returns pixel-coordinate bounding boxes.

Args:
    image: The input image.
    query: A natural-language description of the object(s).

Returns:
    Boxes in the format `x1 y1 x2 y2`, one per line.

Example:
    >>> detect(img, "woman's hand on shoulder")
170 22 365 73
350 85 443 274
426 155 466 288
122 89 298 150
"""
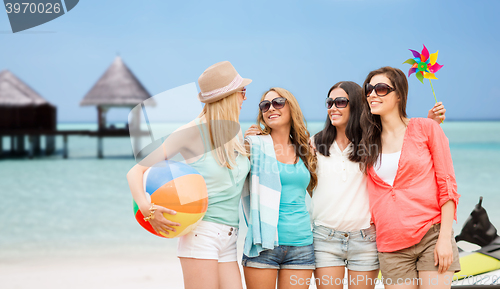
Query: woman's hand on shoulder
428 102 446 123
244 124 262 138
309 137 317 155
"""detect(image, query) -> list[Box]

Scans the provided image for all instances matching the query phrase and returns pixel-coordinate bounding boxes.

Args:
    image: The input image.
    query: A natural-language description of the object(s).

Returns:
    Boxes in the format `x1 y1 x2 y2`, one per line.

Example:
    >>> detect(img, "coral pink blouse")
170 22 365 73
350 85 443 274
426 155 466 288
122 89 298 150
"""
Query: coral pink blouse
367 118 460 252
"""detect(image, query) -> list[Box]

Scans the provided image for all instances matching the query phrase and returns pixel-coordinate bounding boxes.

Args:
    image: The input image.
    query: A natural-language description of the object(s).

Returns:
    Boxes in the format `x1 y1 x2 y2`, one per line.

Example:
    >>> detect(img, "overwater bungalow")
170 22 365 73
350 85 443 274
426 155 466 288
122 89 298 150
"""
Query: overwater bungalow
0 70 57 157
80 56 153 158
0 56 152 159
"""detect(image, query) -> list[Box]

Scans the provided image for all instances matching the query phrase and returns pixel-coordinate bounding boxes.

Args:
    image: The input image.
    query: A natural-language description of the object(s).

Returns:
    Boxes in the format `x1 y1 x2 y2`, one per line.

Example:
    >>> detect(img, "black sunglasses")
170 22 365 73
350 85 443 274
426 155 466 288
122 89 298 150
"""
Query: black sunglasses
259 97 287 113
326 97 349 109
365 83 395 97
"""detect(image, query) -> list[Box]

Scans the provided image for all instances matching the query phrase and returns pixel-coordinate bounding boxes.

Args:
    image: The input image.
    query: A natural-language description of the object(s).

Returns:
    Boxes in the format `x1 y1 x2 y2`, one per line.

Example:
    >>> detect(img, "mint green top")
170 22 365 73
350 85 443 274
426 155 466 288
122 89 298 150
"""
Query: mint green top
188 118 250 228
277 158 313 246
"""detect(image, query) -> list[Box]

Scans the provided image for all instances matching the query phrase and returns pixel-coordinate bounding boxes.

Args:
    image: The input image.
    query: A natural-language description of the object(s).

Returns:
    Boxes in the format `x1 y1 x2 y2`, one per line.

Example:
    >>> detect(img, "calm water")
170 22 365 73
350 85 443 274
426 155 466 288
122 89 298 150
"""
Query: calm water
1 121 499 260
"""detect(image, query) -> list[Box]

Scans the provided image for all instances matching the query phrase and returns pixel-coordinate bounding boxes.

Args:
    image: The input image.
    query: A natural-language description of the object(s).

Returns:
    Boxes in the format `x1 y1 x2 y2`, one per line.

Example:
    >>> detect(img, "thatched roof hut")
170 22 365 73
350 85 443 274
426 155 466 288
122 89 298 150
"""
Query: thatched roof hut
80 56 152 106
0 70 56 130
80 56 153 131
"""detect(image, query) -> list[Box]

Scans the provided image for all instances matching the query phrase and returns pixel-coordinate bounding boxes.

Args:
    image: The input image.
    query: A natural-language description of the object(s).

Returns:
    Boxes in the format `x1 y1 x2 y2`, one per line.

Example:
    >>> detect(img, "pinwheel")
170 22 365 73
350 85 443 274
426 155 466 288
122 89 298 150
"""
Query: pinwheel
403 44 443 104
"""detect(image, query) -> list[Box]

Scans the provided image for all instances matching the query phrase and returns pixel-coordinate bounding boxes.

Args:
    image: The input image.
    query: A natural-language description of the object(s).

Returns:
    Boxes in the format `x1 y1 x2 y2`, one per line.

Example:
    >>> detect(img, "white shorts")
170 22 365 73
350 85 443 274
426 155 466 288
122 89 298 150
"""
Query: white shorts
177 220 239 262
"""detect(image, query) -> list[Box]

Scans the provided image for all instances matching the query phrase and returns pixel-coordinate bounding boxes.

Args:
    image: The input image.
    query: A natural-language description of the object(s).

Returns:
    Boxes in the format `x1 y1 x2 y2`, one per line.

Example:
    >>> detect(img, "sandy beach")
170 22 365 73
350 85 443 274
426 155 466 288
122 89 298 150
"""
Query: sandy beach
0 235 320 289
0 254 322 289
1 232 258 289
0 252 185 289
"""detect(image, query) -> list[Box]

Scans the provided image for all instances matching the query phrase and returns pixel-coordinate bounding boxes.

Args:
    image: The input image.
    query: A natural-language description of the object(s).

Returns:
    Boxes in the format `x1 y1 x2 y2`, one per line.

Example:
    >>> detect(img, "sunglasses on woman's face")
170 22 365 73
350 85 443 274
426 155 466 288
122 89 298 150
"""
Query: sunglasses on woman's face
326 97 349 109
365 83 395 97
259 97 287 113
238 87 246 97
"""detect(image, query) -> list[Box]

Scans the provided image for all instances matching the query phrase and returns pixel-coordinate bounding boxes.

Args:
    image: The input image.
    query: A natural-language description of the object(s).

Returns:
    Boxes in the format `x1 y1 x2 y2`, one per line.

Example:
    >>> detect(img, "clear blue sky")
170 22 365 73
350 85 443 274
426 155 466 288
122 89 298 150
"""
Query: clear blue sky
1 0 499 122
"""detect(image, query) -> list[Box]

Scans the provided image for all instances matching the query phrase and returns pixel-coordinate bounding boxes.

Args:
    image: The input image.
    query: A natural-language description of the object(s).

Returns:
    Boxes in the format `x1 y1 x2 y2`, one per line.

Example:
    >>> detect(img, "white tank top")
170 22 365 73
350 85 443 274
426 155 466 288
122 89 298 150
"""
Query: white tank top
310 141 371 231
374 151 401 186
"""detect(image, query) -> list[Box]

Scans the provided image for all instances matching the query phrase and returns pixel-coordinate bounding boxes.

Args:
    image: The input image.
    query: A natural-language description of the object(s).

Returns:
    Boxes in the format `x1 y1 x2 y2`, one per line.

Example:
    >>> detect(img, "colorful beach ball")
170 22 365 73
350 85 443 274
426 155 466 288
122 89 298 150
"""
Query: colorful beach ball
133 160 208 238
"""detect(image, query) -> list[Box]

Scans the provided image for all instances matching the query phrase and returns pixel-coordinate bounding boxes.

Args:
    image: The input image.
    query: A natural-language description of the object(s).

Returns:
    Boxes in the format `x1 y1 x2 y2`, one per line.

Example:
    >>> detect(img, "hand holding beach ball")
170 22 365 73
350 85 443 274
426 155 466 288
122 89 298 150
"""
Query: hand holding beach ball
142 204 180 236
133 160 208 238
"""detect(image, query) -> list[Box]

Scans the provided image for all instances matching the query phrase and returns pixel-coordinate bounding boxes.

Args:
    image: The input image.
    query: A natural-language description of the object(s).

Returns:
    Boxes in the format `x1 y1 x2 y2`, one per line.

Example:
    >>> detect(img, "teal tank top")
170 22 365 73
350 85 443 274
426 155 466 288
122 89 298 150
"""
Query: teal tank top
277 157 313 246
188 118 250 228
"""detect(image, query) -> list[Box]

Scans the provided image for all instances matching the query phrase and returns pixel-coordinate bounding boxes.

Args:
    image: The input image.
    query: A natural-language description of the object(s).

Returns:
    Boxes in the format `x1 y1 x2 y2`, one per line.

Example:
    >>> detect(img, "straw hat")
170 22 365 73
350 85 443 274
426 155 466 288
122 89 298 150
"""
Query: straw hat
198 61 252 103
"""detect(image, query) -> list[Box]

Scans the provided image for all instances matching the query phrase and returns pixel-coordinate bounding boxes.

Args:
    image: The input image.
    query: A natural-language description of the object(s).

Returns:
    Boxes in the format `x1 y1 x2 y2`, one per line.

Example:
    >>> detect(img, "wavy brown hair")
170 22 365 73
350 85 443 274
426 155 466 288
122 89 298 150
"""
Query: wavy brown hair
256 87 318 194
360 66 408 173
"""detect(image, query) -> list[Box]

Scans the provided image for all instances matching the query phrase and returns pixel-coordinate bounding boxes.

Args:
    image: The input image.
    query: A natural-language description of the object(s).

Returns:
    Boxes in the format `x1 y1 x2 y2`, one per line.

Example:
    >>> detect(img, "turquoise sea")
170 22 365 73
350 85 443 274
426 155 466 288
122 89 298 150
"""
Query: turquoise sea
1 121 500 260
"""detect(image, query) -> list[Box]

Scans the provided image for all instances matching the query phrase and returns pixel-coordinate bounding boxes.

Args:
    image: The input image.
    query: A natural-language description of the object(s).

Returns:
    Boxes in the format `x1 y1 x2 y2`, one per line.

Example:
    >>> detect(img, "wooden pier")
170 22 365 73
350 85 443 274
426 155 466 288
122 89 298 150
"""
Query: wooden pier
1 57 152 159
0 129 147 159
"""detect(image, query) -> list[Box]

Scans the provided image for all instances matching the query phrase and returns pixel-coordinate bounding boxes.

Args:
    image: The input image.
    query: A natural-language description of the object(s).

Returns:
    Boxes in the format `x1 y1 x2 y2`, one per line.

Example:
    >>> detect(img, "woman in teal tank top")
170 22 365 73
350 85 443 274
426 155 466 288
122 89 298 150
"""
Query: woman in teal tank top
242 87 318 289
189 117 249 228
127 61 251 289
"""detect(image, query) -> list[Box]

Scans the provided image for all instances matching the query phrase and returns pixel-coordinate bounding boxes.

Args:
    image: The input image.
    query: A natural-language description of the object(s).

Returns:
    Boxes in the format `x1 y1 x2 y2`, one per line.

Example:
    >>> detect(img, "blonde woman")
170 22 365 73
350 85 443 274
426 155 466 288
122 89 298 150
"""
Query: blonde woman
127 61 251 289
243 88 317 289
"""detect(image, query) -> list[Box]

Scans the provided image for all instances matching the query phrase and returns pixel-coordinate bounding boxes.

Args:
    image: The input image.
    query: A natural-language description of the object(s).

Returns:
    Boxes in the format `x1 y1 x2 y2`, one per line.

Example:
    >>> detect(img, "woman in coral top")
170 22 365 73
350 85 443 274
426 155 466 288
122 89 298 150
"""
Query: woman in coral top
360 66 461 288
310 81 445 289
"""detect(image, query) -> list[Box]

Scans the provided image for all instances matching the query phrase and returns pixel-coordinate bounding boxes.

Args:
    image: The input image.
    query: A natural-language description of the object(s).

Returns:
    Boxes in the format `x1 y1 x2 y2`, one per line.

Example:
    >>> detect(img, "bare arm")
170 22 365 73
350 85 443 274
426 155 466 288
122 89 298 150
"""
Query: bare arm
434 200 455 274
426 119 459 274
126 121 199 235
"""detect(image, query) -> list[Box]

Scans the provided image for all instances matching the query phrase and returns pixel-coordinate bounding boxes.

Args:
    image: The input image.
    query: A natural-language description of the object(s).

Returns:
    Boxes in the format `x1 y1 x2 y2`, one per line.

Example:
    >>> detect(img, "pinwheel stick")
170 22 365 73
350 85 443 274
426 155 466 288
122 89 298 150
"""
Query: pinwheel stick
429 79 438 104
429 79 443 123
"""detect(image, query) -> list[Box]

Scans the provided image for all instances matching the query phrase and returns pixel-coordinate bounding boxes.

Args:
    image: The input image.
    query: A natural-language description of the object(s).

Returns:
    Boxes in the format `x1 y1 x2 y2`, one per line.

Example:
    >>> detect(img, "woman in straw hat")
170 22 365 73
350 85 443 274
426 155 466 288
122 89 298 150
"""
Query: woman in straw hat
127 61 251 289
241 87 318 289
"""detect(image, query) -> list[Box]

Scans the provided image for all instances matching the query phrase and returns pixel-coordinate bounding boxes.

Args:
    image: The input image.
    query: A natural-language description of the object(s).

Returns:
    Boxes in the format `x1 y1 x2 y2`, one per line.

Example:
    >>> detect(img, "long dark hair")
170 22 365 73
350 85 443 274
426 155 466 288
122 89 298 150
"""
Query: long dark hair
360 66 408 173
313 81 364 164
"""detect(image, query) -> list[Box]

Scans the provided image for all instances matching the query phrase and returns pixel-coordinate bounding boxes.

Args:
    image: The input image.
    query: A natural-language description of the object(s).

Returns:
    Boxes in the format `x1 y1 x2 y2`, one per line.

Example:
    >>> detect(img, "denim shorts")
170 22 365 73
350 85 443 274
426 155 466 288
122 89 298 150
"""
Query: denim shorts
242 244 315 270
313 224 379 271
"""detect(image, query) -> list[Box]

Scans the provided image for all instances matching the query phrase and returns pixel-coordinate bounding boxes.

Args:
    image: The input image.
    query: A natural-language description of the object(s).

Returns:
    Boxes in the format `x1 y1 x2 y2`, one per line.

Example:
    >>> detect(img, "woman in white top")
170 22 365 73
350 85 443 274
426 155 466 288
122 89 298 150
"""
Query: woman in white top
310 81 446 289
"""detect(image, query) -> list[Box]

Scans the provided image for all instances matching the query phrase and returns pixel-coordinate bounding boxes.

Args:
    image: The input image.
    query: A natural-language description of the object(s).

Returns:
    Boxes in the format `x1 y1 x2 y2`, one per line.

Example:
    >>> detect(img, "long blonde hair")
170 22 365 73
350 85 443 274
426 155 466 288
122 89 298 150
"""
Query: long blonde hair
257 88 318 194
200 92 248 169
